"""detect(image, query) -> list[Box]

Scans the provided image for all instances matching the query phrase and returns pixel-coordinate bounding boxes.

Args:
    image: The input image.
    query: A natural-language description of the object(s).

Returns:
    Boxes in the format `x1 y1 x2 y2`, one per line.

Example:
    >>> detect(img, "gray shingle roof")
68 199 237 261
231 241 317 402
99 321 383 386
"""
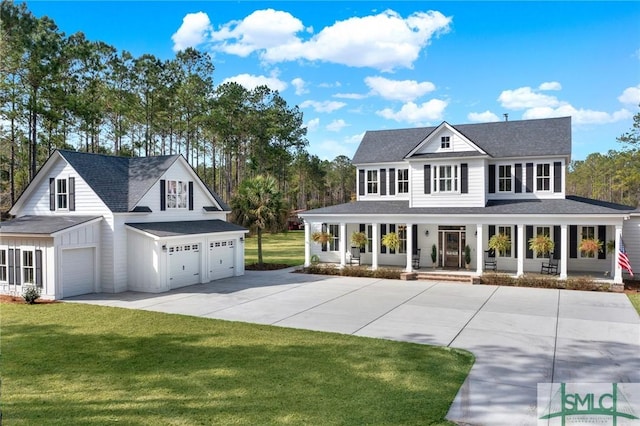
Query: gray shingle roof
0 215 102 235
352 117 571 164
126 220 247 237
300 196 634 217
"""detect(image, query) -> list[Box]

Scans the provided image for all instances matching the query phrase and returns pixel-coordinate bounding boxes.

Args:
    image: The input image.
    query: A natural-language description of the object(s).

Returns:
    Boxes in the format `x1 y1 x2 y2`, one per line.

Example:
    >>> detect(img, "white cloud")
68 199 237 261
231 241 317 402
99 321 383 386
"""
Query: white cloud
365 76 436 102
312 139 353 160
299 100 347 113
291 77 308 95
346 132 366 144
318 81 342 88
305 118 320 132
523 105 632 124
334 93 368 100
326 119 348 132
377 99 448 124
467 110 500 122
498 86 562 109
618 84 640 105
221 73 287 92
172 12 212 52
209 9 451 71
538 81 562 91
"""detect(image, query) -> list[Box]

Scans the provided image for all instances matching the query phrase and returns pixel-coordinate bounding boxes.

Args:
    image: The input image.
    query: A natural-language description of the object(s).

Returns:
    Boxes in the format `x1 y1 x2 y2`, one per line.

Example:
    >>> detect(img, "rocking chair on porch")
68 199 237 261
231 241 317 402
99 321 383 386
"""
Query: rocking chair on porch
541 253 559 275
484 250 497 271
412 249 421 269
349 246 361 266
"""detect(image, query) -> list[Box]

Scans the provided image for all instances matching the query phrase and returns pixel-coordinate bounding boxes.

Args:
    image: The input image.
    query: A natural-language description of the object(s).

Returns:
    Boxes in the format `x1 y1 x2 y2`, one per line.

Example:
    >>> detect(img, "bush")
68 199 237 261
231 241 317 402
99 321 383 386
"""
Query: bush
372 268 402 279
481 273 608 291
23 287 41 304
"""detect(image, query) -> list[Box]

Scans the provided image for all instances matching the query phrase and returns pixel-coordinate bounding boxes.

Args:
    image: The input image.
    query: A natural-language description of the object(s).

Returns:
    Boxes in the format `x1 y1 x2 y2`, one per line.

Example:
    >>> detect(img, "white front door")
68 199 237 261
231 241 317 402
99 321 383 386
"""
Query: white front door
209 240 235 280
169 243 200 289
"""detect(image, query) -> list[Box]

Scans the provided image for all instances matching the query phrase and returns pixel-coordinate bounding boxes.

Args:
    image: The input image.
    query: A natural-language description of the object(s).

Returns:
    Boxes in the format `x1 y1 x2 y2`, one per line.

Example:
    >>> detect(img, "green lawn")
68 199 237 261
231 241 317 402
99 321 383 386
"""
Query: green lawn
244 230 305 266
2 303 473 425
629 293 640 316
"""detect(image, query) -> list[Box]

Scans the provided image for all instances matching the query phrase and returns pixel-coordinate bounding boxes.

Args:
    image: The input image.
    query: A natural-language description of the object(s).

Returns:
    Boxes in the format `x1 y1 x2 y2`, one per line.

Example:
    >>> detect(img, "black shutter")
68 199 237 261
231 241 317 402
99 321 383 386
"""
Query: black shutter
188 181 194 210
160 180 166 211
380 169 387 196
15 249 21 285
389 168 395 195
424 165 431 194
569 225 578 259
69 177 76 211
321 223 327 252
488 225 496 257
526 163 533 193
461 163 468 194
380 224 387 254
35 250 42 287
8 249 14 285
358 169 365 196
359 224 366 253
488 165 496 194
553 226 561 259
412 224 418 255
526 226 534 259
553 162 562 193
514 226 519 259
49 178 56 210
515 163 522 193
598 225 606 259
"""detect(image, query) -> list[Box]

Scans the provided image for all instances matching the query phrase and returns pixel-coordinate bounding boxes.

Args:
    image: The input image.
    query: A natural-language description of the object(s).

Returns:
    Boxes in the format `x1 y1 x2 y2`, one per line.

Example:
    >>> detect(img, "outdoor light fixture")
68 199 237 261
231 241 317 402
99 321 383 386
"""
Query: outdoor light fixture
240 237 244 243
424 230 429 236
162 244 167 251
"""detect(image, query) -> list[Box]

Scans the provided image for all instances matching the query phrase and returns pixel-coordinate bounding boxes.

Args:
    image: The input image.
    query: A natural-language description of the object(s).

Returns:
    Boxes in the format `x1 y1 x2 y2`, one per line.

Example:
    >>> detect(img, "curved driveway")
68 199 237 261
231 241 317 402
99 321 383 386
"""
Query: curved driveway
69 269 640 425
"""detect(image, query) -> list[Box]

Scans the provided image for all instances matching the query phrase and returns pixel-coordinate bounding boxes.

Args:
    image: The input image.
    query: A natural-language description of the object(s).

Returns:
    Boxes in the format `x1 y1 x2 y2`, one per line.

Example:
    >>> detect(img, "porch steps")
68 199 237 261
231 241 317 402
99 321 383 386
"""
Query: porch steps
414 272 479 284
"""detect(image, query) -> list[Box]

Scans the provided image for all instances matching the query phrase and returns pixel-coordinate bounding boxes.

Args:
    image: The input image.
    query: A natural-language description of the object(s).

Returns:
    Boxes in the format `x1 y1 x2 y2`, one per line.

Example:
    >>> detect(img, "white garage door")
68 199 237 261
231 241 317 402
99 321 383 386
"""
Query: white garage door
169 243 201 289
209 240 235 280
62 248 95 298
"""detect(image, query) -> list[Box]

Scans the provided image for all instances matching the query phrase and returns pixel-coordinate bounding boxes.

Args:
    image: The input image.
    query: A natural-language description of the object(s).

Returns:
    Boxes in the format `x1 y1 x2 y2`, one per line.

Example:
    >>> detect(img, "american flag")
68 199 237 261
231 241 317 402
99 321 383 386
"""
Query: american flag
618 238 634 277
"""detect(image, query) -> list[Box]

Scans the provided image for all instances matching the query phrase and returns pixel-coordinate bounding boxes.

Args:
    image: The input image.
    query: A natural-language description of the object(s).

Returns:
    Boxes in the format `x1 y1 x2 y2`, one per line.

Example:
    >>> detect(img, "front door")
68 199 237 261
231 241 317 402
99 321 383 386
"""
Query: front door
444 232 460 268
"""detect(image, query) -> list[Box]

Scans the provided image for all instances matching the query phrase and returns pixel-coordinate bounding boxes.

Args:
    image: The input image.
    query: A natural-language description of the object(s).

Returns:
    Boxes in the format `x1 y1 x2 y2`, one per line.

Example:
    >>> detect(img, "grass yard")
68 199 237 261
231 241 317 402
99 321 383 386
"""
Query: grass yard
244 230 304 267
2 303 473 425
629 293 640 316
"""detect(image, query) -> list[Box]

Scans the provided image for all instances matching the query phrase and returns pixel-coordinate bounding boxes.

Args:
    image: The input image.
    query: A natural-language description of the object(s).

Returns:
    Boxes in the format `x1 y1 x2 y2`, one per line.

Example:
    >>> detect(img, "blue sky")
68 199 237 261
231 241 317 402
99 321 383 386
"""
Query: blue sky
27 1 640 162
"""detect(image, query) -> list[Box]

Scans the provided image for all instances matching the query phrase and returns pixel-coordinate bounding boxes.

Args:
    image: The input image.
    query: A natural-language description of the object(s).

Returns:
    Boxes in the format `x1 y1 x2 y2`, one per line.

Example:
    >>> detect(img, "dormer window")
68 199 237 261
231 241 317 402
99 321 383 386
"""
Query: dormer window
440 136 451 149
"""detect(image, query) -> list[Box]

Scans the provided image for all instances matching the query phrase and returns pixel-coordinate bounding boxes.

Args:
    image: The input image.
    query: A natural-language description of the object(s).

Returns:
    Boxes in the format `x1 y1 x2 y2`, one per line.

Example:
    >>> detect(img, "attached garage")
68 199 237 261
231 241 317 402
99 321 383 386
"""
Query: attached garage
209 240 235 280
61 247 95 297
169 243 201 289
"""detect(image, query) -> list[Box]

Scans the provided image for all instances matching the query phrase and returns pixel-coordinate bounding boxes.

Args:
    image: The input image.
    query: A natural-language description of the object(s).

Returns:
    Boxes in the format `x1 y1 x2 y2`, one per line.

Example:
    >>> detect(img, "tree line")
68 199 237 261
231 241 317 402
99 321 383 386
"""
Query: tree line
0 0 355 216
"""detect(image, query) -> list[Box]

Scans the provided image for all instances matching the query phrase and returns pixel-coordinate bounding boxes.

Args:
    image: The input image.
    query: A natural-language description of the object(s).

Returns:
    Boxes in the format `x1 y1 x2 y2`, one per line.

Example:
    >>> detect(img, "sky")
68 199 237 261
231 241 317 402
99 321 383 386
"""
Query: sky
25 1 640 162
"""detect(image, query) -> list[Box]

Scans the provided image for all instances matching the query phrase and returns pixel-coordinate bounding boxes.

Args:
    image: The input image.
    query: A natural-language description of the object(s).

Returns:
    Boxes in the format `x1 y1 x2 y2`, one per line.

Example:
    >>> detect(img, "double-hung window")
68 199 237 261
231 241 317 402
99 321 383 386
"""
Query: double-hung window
366 170 378 194
22 250 34 284
0 249 6 282
57 179 68 209
498 165 512 192
536 164 550 191
397 225 407 254
328 224 340 251
580 226 596 258
497 226 513 257
397 169 409 194
535 226 551 258
167 180 188 209
433 165 458 193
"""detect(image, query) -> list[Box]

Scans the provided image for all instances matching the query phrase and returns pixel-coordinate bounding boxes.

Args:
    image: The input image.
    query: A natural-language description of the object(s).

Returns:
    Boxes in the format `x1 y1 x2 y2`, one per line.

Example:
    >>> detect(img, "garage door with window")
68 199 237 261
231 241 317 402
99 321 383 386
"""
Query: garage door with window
209 240 235 280
169 243 200 289
62 248 95 298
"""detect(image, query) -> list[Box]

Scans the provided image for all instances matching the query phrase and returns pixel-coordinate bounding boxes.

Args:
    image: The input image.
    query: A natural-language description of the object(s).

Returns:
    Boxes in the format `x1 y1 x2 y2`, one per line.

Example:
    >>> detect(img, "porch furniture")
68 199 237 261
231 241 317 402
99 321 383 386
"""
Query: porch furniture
484 250 497 271
412 248 421 269
349 246 361 266
541 254 558 275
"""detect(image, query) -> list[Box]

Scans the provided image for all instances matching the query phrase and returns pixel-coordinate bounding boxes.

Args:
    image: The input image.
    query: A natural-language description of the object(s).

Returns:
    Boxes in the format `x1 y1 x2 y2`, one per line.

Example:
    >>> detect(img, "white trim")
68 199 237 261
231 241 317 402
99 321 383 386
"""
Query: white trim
405 122 488 158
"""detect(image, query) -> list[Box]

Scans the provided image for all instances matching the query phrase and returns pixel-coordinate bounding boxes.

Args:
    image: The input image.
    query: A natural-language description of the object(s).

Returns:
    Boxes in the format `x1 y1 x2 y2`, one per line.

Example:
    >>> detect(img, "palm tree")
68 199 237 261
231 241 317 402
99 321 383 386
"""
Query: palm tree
231 175 284 266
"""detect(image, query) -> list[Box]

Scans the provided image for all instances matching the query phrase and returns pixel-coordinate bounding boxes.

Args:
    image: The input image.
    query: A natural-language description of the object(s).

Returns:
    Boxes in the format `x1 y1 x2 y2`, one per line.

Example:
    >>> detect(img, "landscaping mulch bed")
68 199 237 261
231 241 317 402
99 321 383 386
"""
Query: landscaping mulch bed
0 295 59 304
245 262 291 271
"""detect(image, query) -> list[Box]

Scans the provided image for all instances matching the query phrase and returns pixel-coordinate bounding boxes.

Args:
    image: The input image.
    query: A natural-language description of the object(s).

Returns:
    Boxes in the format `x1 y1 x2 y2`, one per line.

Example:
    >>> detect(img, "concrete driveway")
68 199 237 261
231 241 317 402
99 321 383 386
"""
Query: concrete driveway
68 269 640 425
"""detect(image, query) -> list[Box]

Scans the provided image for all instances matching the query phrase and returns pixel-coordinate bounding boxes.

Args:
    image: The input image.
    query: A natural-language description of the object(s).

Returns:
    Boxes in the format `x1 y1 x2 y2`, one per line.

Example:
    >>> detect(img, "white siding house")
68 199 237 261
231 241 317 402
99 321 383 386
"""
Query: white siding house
0 150 247 299
301 117 638 288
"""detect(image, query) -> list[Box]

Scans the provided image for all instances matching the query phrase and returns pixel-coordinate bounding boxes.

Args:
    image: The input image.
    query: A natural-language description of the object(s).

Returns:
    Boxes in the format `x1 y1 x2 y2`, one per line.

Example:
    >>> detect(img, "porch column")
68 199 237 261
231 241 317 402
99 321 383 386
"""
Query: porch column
614 225 623 284
559 224 568 279
304 220 311 267
339 222 347 267
405 223 413 272
476 223 484 275
372 224 379 270
516 224 525 277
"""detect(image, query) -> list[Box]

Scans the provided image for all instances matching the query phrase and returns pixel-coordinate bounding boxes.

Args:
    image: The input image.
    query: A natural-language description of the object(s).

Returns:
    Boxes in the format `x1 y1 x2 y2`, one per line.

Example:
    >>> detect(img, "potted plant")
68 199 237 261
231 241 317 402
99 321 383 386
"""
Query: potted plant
528 234 554 258
488 233 511 256
311 231 332 245
579 238 603 258
381 232 400 252
464 245 471 269
350 231 367 249
431 244 438 268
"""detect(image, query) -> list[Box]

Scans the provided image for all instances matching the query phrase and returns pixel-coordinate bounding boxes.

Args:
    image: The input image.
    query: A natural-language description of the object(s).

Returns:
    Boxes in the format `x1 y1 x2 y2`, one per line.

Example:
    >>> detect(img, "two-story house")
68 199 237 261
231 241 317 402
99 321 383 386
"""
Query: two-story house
0 150 247 299
300 117 639 285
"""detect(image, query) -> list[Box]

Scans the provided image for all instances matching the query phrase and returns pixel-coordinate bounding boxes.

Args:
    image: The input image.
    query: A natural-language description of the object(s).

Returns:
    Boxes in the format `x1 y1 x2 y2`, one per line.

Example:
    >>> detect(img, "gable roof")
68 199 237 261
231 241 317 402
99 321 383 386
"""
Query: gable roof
0 215 102 235
352 116 571 164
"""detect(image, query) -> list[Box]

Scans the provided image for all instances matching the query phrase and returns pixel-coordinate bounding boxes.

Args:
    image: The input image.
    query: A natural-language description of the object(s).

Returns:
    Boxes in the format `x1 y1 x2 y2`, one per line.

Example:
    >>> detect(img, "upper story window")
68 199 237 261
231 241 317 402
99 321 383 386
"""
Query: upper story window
0 249 6 282
536 163 550 191
56 179 68 209
397 169 409 194
50 177 74 211
580 226 596 258
366 170 378 194
167 180 188 209
433 165 458 193
440 136 451 149
498 165 512 192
